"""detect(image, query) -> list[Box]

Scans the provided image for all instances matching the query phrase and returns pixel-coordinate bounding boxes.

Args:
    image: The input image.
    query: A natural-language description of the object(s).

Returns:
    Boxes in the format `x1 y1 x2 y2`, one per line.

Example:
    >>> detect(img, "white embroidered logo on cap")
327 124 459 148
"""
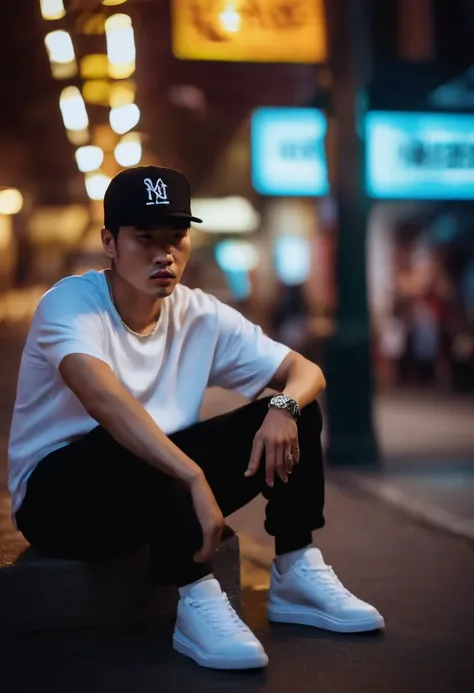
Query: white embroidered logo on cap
144 178 169 206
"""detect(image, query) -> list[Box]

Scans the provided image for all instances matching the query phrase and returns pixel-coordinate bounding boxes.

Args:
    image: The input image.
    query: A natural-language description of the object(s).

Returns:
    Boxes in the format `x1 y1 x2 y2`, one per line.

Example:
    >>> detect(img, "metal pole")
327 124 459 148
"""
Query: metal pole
323 0 380 466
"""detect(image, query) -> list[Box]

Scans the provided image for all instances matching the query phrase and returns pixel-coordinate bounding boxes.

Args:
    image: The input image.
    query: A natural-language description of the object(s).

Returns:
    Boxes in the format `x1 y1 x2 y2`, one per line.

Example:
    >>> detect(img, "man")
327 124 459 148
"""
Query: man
8 166 384 670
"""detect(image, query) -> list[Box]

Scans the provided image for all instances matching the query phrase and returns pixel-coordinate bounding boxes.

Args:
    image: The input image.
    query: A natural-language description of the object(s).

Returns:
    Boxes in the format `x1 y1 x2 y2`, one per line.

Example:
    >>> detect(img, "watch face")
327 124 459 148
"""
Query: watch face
272 394 289 407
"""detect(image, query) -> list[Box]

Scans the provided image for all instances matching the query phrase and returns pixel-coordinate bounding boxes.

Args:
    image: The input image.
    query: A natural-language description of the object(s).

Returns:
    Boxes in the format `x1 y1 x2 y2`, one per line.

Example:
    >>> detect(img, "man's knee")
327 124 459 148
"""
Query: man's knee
299 399 323 435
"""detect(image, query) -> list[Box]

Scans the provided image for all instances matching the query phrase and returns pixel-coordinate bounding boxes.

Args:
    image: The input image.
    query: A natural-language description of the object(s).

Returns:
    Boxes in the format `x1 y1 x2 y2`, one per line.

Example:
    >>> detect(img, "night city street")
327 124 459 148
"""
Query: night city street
2 1 474 691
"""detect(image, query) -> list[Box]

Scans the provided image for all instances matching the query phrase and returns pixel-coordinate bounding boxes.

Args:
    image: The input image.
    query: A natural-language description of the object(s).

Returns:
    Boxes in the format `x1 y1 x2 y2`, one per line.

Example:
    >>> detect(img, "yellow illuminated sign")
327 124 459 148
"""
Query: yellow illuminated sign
171 0 326 64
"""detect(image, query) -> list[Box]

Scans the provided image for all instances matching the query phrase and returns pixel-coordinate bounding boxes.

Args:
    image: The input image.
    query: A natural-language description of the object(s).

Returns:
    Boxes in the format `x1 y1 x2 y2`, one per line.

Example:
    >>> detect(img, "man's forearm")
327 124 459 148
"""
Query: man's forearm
88 386 202 485
281 354 326 410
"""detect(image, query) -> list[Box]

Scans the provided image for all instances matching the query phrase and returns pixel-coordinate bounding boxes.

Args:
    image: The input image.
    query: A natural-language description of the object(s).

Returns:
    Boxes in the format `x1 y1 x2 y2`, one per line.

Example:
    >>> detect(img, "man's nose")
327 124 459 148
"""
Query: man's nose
152 249 173 266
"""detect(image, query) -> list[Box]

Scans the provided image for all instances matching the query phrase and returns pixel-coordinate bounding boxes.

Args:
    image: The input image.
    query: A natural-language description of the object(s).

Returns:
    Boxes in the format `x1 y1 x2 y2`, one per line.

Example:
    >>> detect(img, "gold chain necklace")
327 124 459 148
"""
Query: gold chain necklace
106 274 161 339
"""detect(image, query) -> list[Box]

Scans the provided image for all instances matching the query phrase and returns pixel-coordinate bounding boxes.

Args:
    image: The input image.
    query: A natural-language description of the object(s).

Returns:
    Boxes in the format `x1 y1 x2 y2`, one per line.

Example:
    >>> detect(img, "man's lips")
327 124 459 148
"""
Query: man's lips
150 270 176 279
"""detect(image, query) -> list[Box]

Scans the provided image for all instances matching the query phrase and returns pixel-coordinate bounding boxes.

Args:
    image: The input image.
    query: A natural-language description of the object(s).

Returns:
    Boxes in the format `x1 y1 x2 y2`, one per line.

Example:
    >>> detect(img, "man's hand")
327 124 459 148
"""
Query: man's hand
245 408 300 487
190 473 225 563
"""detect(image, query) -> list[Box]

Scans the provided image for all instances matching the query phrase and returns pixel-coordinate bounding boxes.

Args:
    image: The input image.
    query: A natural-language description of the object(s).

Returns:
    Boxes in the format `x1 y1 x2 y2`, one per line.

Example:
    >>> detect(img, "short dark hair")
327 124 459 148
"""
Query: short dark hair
107 225 120 240
106 219 190 240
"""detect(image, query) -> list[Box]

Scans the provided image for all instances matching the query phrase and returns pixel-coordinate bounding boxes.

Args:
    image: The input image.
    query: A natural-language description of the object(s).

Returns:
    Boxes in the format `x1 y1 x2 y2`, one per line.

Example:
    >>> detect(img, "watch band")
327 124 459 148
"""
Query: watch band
268 393 301 421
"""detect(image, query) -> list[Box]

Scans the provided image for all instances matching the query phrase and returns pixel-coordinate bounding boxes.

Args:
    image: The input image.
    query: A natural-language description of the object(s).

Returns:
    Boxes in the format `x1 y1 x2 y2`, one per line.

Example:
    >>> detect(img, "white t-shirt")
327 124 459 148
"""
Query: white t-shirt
8 270 290 522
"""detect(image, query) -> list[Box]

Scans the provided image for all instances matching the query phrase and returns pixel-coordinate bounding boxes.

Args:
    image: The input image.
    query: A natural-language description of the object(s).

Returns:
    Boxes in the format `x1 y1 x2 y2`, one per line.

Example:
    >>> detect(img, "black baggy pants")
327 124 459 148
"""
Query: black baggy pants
16 397 325 586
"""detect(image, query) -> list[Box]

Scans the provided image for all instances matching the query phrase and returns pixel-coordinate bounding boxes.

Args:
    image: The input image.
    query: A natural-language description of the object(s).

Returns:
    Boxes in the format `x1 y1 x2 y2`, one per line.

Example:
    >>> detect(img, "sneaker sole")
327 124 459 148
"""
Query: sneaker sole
173 629 269 670
267 604 385 633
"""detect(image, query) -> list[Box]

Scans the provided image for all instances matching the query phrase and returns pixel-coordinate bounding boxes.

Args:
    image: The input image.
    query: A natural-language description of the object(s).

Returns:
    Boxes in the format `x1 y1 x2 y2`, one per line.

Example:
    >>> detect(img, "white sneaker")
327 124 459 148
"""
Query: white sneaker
268 548 385 633
173 578 268 670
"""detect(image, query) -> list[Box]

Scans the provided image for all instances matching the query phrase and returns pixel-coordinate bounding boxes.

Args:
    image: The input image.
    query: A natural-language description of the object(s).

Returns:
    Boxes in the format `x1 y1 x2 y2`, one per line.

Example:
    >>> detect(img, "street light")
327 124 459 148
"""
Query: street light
323 0 379 466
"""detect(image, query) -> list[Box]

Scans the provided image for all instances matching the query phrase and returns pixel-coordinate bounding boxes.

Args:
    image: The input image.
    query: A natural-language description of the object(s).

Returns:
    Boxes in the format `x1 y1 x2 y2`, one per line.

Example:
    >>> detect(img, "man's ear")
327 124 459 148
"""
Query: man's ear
101 227 116 260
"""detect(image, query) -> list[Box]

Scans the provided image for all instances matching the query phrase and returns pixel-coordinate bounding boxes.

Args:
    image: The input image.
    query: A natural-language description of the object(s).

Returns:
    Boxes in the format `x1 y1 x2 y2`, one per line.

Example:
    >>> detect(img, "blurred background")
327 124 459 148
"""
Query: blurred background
1 0 474 535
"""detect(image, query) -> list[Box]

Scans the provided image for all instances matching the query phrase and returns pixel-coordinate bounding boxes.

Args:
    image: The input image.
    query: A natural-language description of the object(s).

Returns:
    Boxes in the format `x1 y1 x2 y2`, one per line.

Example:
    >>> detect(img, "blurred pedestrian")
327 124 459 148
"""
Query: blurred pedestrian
412 297 439 386
378 306 407 390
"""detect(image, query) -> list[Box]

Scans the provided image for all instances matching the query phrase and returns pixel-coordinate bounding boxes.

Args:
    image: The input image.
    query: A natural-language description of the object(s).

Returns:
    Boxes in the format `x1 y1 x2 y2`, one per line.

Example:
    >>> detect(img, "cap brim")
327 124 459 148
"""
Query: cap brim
114 211 203 228
164 212 203 224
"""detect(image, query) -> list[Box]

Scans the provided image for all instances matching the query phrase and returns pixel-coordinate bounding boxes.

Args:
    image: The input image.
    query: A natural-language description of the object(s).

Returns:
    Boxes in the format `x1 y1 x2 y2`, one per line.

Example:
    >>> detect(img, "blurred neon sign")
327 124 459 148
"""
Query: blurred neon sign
274 235 311 285
251 107 329 197
366 111 474 200
171 0 326 64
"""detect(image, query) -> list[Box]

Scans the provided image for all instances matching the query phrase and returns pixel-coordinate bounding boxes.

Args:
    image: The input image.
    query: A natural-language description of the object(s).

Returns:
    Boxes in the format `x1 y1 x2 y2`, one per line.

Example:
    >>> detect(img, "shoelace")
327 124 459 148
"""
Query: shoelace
297 562 353 600
187 594 249 636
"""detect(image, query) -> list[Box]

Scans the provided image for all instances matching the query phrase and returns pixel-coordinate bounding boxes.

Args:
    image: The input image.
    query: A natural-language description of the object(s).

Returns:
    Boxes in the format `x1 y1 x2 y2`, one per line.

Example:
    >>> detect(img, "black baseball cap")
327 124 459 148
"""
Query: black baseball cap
104 165 203 229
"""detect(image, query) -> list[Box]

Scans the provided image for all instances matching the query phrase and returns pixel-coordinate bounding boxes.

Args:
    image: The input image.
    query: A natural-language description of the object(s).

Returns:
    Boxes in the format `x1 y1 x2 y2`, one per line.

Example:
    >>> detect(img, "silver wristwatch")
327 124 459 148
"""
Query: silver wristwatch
268 393 301 421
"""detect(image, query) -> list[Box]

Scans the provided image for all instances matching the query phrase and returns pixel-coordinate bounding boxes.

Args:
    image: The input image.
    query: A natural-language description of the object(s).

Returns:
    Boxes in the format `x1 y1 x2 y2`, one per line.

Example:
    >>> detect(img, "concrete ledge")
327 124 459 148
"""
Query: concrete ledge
0 526 241 634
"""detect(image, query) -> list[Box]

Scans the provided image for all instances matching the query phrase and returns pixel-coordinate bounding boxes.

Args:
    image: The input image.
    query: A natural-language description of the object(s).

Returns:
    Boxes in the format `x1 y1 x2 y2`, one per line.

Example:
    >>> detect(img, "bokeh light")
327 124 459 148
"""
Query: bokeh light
59 87 89 131
114 133 142 167
109 103 140 134
75 146 104 173
40 0 66 20
0 189 24 215
85 173 111 201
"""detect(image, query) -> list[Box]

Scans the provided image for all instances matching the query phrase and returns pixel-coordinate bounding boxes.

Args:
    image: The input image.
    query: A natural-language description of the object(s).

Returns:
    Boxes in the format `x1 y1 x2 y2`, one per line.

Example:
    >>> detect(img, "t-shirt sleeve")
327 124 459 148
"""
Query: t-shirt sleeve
34 282 111 369
208 296 291 399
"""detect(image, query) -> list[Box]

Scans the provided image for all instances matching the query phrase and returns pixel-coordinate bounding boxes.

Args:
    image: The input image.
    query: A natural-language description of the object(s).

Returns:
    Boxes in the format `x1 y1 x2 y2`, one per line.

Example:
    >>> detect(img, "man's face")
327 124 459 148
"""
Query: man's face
102 222 191 298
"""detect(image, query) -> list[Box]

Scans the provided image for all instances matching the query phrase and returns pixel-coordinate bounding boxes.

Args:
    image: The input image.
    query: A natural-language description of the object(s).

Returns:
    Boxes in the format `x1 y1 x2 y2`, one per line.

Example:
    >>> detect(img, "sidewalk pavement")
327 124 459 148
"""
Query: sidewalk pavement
351 391 474 542
2 478 474 693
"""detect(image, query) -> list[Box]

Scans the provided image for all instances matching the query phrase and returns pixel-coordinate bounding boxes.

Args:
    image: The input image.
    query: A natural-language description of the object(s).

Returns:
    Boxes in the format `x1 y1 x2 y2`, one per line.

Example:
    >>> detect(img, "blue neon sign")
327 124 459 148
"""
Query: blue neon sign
251 108 329 197
366 111 474 200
